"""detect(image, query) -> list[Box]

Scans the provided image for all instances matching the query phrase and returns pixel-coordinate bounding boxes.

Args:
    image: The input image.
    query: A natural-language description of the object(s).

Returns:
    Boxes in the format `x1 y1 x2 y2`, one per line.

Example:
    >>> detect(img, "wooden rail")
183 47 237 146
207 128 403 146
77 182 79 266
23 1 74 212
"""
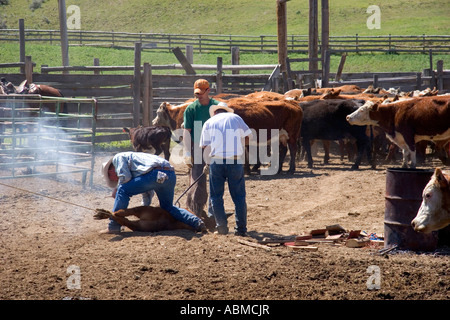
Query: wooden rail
1 29 449 53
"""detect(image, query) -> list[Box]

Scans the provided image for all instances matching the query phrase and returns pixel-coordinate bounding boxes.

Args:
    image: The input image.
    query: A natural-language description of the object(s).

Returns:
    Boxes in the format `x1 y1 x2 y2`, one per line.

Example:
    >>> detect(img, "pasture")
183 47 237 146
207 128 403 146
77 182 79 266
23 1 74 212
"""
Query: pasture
0 150 448 303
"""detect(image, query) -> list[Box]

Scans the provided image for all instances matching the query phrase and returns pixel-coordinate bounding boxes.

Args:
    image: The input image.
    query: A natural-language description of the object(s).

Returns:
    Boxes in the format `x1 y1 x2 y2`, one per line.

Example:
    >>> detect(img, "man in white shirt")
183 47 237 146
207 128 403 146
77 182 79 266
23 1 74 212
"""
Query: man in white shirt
199 102 253 236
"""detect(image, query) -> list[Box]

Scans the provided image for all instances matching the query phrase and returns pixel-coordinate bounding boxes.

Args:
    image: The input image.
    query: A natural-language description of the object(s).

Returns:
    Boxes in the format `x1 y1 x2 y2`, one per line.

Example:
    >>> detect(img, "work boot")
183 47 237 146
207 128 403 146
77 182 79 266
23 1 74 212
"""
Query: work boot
214 226 229 235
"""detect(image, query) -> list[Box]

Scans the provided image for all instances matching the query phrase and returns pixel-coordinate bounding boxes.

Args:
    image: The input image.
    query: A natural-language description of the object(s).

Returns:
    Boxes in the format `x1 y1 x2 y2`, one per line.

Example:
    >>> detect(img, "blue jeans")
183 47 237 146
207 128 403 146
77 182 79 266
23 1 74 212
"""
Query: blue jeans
109 169 204 231
209 161 247 234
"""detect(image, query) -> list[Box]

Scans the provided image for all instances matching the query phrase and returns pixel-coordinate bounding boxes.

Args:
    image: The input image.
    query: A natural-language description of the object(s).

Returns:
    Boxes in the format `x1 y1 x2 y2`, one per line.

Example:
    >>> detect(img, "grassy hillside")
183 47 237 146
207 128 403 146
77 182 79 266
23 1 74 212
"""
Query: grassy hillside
1 0 449 36
1 1 448 75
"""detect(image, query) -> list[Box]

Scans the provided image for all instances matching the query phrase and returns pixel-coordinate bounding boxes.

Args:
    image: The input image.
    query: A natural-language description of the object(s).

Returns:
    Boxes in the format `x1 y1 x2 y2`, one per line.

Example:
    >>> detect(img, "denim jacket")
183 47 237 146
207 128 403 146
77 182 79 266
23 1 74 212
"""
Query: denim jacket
112 152 172 185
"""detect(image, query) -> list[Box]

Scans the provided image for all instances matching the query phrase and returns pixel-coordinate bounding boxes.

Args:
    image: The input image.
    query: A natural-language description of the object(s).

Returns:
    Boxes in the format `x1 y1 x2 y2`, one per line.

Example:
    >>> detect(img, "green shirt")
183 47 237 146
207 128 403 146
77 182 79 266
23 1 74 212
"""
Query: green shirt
183 98 220 143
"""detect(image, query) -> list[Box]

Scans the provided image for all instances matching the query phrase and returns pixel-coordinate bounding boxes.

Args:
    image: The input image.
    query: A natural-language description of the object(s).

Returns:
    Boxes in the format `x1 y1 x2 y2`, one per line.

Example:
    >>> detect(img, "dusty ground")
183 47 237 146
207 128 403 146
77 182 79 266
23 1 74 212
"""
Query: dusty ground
0 147 449 306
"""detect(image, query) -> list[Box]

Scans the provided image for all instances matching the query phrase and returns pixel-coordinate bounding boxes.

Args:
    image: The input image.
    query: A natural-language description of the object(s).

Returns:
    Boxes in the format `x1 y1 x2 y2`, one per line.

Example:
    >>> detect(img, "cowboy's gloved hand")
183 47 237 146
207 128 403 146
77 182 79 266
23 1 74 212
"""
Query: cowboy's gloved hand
203 164 210 175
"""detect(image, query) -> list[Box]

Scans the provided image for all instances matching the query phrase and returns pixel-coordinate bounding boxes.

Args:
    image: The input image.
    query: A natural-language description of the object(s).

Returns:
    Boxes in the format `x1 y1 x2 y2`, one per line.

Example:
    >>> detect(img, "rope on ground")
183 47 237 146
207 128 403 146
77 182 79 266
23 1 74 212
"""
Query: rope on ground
0 181 95 211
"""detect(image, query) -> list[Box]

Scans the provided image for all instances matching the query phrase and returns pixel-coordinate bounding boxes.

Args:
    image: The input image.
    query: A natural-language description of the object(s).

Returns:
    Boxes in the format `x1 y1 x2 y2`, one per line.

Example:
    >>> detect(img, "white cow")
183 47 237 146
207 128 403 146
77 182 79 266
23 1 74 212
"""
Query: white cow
411 168 450 233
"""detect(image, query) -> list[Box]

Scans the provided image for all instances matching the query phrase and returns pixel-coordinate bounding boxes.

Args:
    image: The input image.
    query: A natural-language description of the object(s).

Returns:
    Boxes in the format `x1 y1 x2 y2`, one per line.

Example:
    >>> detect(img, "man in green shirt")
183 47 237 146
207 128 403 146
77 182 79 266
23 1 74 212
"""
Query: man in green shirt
183 79 220 221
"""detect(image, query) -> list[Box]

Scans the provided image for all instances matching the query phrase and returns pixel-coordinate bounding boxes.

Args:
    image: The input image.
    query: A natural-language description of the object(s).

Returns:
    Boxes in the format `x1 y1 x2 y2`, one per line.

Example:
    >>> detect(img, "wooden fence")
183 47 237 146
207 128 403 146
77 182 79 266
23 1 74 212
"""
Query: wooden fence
1 29 450 53
0 47 281 143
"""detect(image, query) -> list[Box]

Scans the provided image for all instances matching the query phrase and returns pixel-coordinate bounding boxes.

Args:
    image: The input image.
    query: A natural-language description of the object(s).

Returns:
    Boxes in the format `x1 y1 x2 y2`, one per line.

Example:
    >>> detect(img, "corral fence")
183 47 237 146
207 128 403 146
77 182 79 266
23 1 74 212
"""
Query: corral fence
1 29 450 53
0 95 97 186
1 43 449 148
1 44 282 146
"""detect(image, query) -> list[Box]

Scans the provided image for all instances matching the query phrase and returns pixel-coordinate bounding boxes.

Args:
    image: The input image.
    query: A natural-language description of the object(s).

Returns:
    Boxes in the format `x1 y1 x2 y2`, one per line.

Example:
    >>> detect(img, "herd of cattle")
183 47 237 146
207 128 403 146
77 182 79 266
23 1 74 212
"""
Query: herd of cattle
148 84 450 174
2 77 449 174
133 84 450 235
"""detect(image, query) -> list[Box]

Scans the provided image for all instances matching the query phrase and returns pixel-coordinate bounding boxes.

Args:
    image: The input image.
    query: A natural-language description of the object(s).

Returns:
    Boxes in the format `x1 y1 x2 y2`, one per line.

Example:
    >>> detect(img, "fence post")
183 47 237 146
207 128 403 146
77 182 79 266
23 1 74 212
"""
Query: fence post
263 65 281 91
216 57 223 94
436 60 444 92
93 58 100 75
373 74 379 88
335 53 347 82
19 19 25 74
133 42 142 127
416 73 422 90
322 50 330 87
186 45 194 64
356 33 359 54
321 0 329 61
58 0 70 73
277 0 288 73
142 63 152 126
172 47 196 75
429 49 436 88
25 56 33 84
308 0 319 72
231 46 240 75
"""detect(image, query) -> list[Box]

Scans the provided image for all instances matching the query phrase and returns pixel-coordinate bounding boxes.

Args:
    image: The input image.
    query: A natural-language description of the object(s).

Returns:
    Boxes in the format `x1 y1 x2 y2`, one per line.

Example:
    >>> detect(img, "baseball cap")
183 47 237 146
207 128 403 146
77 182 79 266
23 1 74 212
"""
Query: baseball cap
194 79 210 94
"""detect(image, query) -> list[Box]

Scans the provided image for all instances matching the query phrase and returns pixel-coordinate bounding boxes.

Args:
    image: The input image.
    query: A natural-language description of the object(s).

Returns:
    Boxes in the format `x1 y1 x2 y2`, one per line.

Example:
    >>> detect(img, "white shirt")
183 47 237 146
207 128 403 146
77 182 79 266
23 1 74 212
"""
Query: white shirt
199 112 253 159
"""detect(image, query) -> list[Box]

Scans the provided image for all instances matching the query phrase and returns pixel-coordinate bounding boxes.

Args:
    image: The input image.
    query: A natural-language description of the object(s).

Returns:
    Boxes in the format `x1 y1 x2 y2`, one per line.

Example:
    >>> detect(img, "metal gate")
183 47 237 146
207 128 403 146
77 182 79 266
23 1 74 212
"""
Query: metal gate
0 95 97 187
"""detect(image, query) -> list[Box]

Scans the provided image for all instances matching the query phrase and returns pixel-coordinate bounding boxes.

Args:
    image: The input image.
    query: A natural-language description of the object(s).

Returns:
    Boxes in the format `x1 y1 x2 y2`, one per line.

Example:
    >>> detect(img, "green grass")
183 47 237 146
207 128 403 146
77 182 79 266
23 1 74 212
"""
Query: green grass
94 138 131 152
1 0 449 36
1 0 448 75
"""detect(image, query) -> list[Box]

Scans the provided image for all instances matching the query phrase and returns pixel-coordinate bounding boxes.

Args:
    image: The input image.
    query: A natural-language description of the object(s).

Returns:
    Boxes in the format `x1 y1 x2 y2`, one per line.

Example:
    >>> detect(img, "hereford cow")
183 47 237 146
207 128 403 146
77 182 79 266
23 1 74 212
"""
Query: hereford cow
299 99 373 170
411 168 450 233
123 126 171 160
153 97 303 174
346 96 450 168
94 207 195 232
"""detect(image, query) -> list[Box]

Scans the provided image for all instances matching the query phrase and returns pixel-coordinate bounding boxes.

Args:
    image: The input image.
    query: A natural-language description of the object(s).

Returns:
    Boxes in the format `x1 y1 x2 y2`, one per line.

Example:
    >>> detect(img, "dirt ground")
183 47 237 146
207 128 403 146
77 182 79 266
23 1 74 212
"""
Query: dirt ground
0 147 449 304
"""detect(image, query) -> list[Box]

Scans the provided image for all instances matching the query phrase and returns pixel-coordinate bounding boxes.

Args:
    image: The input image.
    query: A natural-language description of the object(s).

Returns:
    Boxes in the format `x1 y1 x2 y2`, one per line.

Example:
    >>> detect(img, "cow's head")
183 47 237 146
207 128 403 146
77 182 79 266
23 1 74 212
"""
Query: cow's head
346 100 379 126
321 89 341 99
411 168 450 233
152 102 172 128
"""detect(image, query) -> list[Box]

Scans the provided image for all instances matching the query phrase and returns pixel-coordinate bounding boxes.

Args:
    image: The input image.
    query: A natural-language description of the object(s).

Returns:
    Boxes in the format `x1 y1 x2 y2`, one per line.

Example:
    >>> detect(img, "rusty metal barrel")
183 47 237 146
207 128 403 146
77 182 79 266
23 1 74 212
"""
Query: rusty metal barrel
384 168 439 251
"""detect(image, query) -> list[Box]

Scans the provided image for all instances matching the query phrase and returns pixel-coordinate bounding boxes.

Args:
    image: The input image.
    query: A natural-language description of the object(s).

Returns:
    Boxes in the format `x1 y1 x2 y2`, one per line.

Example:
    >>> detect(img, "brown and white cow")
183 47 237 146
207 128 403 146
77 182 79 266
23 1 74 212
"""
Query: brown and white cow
411 168 450 233
346 96 450 168
153 96 303 174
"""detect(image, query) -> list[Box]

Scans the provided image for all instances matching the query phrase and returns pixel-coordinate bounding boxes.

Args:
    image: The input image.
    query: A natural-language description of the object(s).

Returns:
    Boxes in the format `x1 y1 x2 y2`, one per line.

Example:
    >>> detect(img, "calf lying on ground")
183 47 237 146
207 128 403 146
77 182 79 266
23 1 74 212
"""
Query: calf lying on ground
94 207 195 232
123 126 171 160
411 168 450 233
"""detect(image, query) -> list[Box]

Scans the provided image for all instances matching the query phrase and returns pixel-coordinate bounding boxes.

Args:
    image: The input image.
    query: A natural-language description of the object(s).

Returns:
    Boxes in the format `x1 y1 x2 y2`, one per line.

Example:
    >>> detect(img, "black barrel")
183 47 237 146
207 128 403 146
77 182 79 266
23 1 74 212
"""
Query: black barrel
384 168 439 251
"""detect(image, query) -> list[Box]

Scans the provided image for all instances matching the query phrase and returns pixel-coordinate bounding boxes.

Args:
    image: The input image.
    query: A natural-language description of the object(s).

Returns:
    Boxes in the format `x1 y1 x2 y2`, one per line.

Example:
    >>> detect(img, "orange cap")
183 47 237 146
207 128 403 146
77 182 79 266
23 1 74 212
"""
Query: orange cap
194 79 210 94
